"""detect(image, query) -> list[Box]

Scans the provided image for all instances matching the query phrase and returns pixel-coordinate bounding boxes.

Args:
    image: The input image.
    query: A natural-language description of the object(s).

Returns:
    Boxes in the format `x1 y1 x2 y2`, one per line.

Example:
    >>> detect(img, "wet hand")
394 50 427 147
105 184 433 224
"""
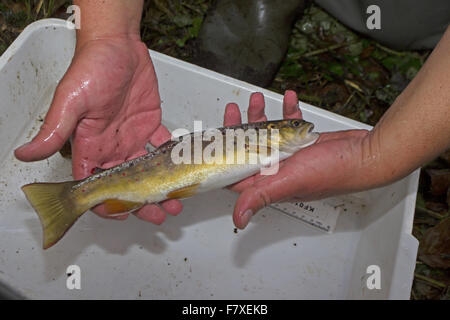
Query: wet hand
223 90 369 229
14 37 182 224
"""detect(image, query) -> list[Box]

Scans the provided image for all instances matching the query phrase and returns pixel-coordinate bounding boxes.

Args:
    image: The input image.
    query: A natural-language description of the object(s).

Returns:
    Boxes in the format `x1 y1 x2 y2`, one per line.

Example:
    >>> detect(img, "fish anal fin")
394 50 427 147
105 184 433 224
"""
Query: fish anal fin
167 183 200 199
103 199 143 214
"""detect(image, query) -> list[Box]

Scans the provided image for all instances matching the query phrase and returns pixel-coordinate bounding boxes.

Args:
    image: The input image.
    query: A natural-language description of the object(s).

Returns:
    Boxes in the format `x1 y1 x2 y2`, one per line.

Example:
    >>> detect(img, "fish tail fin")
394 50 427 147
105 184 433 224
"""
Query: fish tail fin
21 181 87 249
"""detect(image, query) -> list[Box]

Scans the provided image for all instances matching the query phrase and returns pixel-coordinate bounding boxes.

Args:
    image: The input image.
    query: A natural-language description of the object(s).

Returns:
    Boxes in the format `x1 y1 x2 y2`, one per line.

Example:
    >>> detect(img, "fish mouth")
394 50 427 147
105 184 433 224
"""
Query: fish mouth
299 122 319 146
301 122 315 136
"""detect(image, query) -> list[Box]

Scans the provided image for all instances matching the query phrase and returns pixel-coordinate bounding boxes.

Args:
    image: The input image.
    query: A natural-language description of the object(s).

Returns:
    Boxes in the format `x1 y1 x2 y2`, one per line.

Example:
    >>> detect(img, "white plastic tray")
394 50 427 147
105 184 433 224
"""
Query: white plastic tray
0 19 419 299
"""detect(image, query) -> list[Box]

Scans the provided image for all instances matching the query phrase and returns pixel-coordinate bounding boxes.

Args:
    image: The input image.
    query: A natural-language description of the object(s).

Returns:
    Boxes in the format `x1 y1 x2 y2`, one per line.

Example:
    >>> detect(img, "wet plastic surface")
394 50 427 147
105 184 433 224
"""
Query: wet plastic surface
0 19 419 299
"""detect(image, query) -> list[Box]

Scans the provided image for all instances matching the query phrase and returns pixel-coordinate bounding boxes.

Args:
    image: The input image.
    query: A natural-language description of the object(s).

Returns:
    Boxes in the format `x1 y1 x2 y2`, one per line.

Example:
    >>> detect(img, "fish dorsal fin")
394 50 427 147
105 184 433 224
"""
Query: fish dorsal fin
92 167 106 175
103 199 143 214
145 142 156 154
167 183 200 199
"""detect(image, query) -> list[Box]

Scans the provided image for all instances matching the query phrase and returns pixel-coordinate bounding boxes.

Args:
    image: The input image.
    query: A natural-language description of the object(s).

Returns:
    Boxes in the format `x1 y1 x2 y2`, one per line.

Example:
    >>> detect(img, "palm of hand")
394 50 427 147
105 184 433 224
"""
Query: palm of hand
16 38 182 223
223 91 368 228
230 130 368 199
69 39 164 178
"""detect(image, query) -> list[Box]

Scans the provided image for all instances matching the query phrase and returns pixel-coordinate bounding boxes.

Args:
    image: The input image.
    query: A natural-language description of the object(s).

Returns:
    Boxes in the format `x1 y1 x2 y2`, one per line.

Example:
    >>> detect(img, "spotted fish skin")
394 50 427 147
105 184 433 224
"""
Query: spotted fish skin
21 119 319 249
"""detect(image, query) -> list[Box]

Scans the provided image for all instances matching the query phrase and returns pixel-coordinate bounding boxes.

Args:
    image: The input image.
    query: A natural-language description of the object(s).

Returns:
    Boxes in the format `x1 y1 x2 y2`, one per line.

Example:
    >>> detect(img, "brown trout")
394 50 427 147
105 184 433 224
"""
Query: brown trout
22 119 318 249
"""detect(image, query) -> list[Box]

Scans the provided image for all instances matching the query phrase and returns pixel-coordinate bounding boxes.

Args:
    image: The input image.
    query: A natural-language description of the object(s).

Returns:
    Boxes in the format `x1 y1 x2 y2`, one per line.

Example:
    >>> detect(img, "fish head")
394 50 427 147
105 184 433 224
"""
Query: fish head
264 119 319 153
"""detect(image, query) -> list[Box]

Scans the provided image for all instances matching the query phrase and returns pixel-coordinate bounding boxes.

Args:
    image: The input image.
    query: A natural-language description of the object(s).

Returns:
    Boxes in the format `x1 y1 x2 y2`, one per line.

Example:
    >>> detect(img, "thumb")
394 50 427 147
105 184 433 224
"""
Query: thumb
14 83 83 161
233 172 293 229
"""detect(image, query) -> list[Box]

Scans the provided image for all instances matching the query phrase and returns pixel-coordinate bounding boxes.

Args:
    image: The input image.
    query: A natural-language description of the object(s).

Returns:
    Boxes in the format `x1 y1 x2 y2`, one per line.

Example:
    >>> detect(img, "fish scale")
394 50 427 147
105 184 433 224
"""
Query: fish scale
21 119 319 249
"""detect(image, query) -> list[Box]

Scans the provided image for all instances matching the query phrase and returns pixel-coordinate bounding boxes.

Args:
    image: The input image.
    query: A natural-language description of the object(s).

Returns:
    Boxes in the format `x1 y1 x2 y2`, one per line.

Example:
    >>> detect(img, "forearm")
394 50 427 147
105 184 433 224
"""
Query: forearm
359 26 450 188
74 0 144 47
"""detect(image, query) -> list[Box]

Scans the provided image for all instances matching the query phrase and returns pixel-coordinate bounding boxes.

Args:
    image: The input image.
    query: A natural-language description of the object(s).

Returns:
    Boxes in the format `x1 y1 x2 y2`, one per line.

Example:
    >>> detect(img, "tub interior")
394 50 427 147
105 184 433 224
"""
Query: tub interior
0 19 419 299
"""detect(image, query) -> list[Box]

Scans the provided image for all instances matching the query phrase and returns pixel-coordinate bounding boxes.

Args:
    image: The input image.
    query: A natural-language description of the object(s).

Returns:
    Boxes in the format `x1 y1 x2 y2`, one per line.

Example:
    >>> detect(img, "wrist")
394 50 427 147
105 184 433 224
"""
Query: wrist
76 29 142 51
74 0 143 49
322 129 386 195
357 126 409 190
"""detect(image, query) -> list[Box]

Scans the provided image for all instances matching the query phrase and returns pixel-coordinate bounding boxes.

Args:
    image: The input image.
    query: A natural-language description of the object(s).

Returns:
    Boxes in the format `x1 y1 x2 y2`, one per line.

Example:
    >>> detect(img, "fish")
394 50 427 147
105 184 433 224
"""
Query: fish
21 119 319 249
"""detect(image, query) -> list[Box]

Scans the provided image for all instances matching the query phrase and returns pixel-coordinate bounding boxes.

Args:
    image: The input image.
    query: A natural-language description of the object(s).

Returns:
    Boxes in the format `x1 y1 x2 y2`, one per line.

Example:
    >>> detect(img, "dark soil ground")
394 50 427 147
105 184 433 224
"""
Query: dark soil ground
1 0 448 299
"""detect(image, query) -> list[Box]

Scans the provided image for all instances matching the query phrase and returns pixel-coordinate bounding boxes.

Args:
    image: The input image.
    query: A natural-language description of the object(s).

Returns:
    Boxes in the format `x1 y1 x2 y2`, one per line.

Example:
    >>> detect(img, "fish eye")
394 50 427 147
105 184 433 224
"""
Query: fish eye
267 123 276 129
291 120 301 127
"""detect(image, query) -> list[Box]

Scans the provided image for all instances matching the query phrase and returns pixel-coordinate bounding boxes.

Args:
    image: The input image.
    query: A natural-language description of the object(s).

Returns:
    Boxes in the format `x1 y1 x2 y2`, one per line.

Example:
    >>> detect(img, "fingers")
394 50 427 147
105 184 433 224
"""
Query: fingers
244 90 300 123
224 103 242 126
132 199 183 224
232 129 371 229
149 124 172 147
161 199 183 216
233 185 276 229
14 83 83 162
283 90 303 119
232 165 295 229
91 199 183 224
91 204 129 220
225 90 300 126
134 204 167 225
248 92 267 122
223 92 266 126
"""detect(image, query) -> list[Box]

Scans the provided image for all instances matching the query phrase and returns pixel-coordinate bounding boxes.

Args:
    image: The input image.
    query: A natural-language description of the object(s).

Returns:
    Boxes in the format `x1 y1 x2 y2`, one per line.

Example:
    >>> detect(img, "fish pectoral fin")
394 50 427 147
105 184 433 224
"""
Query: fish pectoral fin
103 199 144 214
167 183 200 199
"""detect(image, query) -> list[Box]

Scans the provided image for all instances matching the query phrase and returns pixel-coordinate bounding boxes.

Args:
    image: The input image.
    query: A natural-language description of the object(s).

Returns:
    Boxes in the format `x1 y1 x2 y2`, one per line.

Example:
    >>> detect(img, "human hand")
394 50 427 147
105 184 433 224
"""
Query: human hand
14 37 182 224
223 90 370 229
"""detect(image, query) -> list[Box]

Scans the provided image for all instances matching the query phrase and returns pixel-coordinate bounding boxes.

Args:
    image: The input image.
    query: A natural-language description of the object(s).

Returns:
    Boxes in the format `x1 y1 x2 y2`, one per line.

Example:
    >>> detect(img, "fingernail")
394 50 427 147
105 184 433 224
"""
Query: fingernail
240 209 253 229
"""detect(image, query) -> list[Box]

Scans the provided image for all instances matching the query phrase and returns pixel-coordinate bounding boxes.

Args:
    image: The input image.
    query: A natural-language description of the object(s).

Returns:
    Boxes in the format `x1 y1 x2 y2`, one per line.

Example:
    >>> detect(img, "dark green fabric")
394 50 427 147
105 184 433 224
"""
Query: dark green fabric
316 0 450 50
193 0 307 86
193 0 449 86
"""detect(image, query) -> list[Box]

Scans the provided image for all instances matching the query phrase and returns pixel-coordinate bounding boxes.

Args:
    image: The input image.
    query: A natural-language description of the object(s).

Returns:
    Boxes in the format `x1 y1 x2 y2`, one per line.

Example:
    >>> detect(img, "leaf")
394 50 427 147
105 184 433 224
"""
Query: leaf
173 14 193 28
381 56 400 70
415 193 426 213
413 280 442 300
188 16 203 38
175 36 188 48
329 62 344 76
418 217 450 269
371 47 387 60
367 71 380 81
427 169 450 196
280 62 304 78
347 42 363 56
